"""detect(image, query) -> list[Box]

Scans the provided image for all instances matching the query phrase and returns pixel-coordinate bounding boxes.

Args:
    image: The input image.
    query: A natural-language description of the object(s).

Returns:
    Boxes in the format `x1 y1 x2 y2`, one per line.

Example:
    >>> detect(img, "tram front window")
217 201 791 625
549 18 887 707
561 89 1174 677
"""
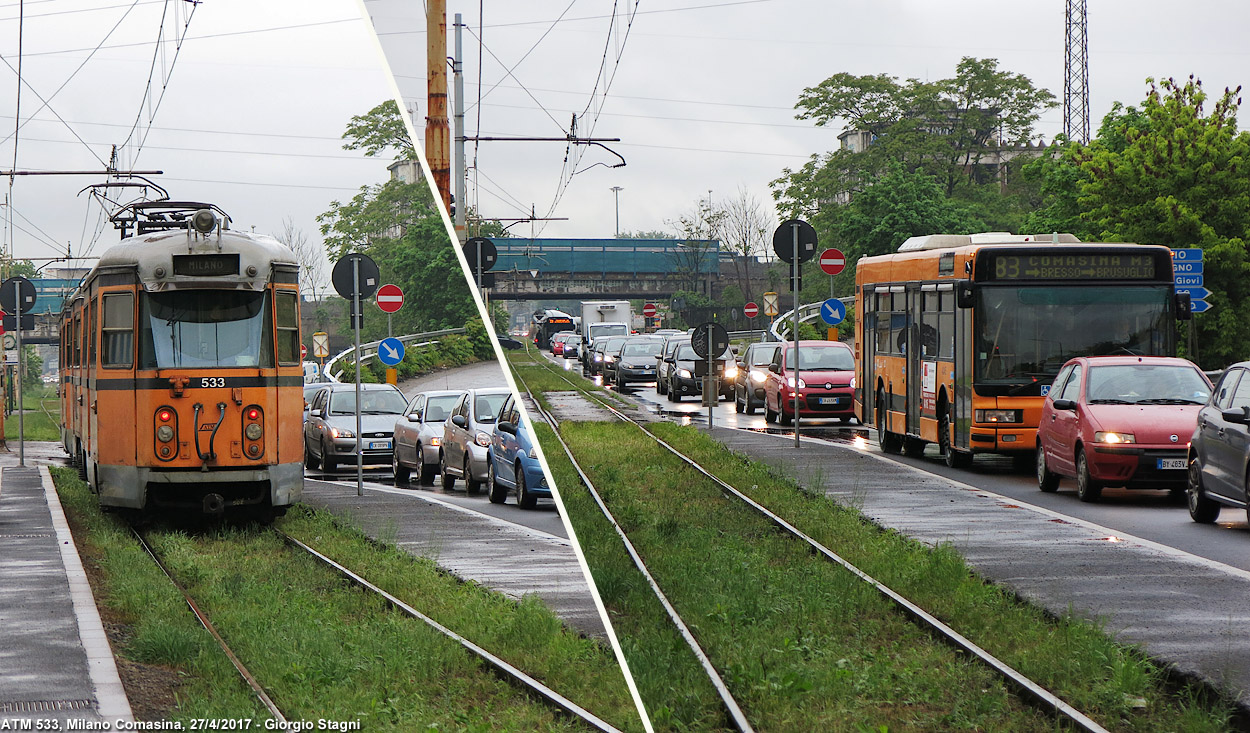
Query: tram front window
974 285 1171 385
139 291 273 369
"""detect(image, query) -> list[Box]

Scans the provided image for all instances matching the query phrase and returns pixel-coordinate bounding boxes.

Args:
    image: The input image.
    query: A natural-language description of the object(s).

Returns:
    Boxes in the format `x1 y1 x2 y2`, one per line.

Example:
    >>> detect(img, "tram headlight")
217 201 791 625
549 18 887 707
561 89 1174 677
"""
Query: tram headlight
156 425 174 442
245 423 263 440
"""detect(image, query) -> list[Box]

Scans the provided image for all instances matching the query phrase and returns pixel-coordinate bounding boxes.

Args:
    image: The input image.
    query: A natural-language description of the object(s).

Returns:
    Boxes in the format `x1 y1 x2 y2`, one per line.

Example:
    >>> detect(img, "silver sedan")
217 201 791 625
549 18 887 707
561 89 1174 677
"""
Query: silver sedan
440 388 511 493
392 389 465 485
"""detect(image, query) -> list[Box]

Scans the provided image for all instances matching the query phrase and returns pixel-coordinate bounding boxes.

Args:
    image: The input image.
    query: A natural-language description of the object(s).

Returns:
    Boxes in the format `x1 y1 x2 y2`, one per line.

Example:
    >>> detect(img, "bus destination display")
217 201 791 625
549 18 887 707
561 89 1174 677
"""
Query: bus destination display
989 253 1156 281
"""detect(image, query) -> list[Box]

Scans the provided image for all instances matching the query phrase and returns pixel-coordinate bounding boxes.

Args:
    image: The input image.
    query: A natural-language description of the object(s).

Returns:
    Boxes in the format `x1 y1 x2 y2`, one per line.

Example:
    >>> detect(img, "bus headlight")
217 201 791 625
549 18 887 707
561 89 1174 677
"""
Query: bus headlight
1095 431 1136 444
975 409 1021 423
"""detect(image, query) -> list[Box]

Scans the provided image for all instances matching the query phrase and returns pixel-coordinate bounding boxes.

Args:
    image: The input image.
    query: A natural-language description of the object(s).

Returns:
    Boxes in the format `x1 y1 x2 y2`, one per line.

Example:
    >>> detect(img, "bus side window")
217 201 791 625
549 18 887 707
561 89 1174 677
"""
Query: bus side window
920 291 939 357
276 290 300 366
938 290 955 360
875 292 891 354
102 293 135 369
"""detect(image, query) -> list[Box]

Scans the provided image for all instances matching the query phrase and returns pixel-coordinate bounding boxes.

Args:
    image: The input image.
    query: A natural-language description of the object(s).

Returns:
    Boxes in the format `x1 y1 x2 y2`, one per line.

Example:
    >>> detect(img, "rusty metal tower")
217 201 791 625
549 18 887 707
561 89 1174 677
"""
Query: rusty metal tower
1063 0 1090 143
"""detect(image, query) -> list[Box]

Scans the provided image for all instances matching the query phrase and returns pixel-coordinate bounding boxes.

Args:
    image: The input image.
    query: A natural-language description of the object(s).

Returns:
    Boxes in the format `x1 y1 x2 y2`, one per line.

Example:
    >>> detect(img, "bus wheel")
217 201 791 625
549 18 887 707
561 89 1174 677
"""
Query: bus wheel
875 400 901 454
939 409 969 468
903 437 926 458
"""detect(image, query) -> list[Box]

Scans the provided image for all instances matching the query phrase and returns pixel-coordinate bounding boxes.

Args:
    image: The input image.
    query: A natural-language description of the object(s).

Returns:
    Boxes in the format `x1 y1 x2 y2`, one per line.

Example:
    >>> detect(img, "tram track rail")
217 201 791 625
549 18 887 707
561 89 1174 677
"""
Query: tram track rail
127 517 623 733
513 347 1110 732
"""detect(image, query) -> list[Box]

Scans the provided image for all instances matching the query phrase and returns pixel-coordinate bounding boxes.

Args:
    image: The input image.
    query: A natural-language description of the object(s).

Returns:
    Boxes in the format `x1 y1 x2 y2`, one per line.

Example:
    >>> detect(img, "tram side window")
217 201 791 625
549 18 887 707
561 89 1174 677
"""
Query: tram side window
88 301 98 367
102 293 135 369
276 290 300 366
73 315 82 367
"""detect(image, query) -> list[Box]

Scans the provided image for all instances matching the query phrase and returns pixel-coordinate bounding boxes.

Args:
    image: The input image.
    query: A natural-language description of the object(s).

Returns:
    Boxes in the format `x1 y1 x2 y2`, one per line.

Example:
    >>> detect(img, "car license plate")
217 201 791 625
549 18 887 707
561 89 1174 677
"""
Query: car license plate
1157 458 1186 470
818 397 842 405
369 441 391 450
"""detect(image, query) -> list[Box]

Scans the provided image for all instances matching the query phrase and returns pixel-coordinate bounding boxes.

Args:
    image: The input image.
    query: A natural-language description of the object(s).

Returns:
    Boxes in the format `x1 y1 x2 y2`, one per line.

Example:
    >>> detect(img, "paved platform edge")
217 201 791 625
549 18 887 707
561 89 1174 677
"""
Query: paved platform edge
39 466 132 722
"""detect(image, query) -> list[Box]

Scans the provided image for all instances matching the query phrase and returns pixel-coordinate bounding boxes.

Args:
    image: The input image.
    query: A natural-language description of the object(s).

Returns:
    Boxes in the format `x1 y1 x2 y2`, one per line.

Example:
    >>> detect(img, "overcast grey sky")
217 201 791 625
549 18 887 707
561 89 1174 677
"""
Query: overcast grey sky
363 0 1250 242
2 0 400 288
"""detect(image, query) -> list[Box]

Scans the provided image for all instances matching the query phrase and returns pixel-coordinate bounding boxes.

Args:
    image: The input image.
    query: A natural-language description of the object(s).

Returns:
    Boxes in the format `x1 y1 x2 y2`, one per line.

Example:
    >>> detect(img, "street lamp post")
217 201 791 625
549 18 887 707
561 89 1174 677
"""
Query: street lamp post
610 186 623 237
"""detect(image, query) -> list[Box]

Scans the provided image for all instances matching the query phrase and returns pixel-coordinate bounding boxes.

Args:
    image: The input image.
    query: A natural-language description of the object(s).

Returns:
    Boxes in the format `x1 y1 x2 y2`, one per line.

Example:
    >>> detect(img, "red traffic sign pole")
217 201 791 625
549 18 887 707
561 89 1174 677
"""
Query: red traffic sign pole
818 248 846 276
743 302 759 319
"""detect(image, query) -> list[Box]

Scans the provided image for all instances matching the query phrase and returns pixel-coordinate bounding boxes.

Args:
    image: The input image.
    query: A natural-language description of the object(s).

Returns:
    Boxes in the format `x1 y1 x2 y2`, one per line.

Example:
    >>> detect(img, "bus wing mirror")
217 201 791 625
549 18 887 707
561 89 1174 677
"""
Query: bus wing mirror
956 281 975 309
1175 290 1192 321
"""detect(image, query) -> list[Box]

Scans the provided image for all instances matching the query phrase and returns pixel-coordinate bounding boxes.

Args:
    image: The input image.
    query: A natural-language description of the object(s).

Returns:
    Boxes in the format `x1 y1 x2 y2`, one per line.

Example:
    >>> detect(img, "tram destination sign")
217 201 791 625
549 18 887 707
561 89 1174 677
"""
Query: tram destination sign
985 253 1157 281
173 253 240 277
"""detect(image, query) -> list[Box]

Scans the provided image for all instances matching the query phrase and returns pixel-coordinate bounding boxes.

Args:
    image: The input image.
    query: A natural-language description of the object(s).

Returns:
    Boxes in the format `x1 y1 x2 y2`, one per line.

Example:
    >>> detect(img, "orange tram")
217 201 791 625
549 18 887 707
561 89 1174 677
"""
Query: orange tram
854 233 1190 468
60 203 303 519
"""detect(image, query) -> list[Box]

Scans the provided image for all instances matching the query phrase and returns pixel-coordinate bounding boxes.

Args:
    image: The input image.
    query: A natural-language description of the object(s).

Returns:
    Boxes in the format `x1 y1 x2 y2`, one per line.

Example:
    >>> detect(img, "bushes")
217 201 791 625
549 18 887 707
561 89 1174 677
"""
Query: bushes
336 318 490 384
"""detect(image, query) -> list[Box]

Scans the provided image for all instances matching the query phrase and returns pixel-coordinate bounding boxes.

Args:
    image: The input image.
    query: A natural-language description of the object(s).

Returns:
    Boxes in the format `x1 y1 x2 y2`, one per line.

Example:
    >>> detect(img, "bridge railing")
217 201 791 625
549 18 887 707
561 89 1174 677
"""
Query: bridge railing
324 328 466 383
769 297 854 341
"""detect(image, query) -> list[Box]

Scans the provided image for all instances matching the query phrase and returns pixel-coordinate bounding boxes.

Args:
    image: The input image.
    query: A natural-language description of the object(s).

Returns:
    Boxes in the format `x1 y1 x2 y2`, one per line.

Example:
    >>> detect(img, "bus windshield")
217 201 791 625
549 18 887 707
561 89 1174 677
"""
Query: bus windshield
139 290 272 369
974 285 1170 384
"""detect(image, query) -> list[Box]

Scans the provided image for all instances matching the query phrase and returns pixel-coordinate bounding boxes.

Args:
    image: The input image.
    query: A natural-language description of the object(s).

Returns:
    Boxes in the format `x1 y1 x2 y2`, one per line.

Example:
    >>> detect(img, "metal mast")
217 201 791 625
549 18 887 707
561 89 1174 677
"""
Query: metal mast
1063 0 1090 143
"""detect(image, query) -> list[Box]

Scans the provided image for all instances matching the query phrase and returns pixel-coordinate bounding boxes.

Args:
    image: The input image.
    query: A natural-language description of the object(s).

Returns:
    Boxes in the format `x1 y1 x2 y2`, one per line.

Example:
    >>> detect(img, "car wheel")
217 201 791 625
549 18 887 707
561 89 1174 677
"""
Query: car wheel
439 451 457 490
488 461 508 504
320 439 337 472
779 405 793 426
1186 457 1220 523
1075 448 1102 502
464 456 483 495
304 440 318 470
764 398 776 423
876 398 901 454
735 389 745 413
1037 445 1060 492
744 389 759 415
518 467 537 510
671 382 681 402
393 451 411 485
419 456 438 486
657 376 667 395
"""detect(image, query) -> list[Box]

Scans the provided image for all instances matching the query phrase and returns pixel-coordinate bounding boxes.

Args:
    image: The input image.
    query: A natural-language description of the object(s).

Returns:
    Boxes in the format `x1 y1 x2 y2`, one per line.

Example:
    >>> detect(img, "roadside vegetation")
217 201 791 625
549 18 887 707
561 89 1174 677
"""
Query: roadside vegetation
514 349 1237 731
52 467 641 731
4 382 61 441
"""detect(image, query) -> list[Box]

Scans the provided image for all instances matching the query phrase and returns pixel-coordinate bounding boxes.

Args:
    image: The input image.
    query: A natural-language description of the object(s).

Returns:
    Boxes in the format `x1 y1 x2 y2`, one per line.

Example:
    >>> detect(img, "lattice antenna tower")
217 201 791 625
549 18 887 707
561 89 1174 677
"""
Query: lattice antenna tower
1063 0 1090 143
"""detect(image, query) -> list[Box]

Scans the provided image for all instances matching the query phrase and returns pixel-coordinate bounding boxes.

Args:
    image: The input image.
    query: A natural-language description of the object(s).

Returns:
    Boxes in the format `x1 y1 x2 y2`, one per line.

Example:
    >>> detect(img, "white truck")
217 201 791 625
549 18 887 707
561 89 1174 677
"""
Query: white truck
579 300 632 368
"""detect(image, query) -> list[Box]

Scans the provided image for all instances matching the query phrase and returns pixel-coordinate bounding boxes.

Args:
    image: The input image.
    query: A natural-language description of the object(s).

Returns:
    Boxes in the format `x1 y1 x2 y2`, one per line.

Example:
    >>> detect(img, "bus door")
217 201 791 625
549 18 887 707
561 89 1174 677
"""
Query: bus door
952 289 973 451
860 287 878 421
906 284 922 436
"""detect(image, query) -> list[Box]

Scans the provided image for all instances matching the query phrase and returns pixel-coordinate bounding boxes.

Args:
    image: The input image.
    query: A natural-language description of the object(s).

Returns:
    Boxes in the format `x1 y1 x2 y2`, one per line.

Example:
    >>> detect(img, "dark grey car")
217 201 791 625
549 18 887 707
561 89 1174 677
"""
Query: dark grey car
1187 362 1250 522
304 383 409 472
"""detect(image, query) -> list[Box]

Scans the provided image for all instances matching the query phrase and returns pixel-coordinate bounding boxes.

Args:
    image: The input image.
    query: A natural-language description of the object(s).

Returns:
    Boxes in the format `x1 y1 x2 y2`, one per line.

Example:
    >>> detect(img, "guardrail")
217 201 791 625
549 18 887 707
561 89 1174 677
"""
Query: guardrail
324 327 467 383
768 299 854 341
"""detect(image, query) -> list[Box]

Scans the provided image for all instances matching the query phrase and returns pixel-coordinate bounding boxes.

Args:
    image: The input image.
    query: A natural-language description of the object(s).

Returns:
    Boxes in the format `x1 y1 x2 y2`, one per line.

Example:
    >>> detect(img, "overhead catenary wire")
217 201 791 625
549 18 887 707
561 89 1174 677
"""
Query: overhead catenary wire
119 0 200 165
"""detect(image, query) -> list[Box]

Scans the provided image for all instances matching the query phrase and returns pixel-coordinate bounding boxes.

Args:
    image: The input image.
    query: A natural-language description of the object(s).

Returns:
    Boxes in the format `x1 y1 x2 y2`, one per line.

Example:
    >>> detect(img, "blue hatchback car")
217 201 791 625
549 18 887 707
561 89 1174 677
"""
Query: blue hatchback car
487 393 550 509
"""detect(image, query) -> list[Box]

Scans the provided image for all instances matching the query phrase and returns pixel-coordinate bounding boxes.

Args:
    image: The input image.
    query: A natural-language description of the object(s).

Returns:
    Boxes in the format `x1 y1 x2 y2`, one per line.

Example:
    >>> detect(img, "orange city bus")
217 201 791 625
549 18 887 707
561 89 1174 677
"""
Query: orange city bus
854 233 1189 468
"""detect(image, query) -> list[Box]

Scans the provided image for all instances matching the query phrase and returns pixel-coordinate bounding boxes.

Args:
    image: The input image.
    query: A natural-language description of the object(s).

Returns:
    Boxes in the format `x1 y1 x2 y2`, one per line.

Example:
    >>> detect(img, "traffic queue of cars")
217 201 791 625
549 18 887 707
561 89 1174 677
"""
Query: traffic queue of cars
301 382 550 509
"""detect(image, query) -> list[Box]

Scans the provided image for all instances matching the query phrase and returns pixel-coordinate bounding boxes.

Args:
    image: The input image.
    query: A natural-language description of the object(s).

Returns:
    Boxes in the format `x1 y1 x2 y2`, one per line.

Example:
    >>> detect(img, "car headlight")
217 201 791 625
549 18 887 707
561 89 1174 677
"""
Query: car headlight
605 355 616 363
750 369 768 383
1095 431 1136 444
678 368 692 378
786 377 806 389
594 355 603 362
850 376 857 390
331 427 354 438
974 409 1021 423
475 431 492 447
723 365 739 379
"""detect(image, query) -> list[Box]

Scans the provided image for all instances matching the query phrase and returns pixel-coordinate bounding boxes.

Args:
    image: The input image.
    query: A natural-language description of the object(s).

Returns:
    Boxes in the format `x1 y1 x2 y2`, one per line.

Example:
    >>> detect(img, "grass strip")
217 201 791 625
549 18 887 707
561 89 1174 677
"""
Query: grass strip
53 467 640 731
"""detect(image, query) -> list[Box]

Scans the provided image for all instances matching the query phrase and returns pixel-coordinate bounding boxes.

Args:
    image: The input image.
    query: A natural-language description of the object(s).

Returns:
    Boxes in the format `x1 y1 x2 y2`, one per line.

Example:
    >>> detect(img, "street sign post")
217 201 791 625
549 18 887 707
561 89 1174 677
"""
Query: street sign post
1 276 35 466
312 332 330 358
692 322 729 423
820 298 846 325
773 220 818 449
743 302 759 319
376 284 404 313
300 344 308 360
331 253 379 496
464 237 498 293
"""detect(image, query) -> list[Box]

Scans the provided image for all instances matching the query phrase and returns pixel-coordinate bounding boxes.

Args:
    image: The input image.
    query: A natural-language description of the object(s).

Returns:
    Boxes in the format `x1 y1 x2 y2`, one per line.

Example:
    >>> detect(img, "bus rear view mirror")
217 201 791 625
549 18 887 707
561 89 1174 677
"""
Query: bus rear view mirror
1175 291 1192 321
956 281 975 308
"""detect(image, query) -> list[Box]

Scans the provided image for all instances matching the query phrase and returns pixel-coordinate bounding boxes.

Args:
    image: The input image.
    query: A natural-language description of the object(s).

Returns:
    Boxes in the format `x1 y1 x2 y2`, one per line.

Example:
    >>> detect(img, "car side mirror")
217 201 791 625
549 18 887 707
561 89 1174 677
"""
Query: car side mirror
768 363 779 373
665 357 675 363
498 421 517 435
407 413 421 422
736 360 745 368
1052 398 1077 411
309 408 322 418
451 414 468 428
1221 406 1250 424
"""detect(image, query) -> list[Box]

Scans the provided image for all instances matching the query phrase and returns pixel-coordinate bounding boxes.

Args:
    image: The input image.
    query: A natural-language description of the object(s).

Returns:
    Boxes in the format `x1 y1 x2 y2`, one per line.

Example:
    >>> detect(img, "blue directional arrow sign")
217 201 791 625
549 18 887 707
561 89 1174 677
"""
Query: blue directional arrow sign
1174 274 1204 287
1189 299 1213 314
1172 261 1203 275
1171 248 1204 262
820 298 846 325
1175 286 1210 300
377 337 405 366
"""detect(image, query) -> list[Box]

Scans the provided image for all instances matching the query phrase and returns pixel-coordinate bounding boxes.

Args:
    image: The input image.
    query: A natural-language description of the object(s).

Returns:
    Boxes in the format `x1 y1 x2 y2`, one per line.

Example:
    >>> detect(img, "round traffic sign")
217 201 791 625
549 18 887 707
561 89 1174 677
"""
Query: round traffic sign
300 343 308 359
0 276 36 314
463 237 498 272
743 302 759 318
820 298 846 325
377 337 406 366
772 219 818 264
691 322 730 360
642 302 657 318
376 283 404 314
818 248 846 276
331 253 380 300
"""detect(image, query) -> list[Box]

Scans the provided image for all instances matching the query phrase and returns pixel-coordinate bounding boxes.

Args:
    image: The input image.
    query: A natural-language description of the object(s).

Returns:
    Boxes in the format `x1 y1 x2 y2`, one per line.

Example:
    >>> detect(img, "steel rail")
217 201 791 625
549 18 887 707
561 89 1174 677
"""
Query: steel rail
512 364 754 732
517 347 1110 733
128 525 286 723
274 529 624 733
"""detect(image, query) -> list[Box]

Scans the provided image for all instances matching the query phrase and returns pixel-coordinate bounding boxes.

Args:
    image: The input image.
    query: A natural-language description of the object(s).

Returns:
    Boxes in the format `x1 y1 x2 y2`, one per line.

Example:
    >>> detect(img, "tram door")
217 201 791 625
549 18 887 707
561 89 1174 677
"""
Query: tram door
906 285 922 435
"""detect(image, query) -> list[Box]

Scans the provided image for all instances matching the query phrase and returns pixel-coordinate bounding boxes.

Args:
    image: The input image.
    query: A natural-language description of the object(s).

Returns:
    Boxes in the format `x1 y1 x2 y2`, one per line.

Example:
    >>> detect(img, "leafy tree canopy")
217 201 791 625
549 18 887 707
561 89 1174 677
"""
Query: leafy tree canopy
342 100 417 161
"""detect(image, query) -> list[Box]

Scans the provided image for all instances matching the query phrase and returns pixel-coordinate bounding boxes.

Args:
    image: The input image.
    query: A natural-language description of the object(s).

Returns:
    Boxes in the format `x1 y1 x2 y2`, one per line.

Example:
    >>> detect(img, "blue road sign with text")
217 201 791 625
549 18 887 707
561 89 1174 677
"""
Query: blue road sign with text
1174 274 1204 287
1190 299 1213 314
1171 248 1204 262
820 298 846 325
1175 286 1210 300
378 337 405 366
1172 261 1203 275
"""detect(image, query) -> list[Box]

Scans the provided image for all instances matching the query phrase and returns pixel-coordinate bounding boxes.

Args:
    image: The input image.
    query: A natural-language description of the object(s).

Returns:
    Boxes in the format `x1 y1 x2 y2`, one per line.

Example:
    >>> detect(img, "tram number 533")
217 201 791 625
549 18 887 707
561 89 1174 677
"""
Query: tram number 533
201 377 227 388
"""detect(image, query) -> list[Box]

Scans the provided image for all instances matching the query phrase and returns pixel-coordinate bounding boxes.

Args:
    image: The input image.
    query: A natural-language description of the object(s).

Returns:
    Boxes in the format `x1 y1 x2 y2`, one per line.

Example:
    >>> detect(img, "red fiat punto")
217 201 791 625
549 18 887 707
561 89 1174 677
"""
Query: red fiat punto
1036 356 1212 502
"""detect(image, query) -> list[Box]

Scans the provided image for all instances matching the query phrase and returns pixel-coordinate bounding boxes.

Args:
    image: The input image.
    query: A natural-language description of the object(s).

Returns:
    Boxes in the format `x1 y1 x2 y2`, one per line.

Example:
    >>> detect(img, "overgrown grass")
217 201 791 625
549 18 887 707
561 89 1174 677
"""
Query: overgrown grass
52 467 641 731
4 384 61 441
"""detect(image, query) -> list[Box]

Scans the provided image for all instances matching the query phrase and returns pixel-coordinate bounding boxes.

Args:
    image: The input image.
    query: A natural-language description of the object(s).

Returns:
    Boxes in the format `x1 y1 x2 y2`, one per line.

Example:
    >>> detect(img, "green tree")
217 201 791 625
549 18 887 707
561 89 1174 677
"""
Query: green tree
341 100 416 160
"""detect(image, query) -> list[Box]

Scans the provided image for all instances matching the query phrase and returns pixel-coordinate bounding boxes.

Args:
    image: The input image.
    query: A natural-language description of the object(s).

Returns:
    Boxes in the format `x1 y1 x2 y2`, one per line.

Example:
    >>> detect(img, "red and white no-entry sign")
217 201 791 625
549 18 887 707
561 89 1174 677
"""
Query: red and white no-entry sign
818 248 846 275
642 303 657 318
300 343 308 359
376 283 404 314
743 302 759 318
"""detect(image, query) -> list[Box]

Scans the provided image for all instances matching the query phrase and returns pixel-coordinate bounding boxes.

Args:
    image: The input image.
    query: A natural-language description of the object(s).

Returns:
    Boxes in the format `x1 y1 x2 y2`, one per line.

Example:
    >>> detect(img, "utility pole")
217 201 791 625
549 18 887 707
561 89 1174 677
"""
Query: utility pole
610 186 623 237
453 13 467 242
426 0 451 213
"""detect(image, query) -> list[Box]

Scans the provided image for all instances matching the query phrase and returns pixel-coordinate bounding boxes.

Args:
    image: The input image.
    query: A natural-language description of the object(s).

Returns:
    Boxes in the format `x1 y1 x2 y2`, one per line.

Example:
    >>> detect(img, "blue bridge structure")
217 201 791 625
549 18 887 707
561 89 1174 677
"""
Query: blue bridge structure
488 238 720 300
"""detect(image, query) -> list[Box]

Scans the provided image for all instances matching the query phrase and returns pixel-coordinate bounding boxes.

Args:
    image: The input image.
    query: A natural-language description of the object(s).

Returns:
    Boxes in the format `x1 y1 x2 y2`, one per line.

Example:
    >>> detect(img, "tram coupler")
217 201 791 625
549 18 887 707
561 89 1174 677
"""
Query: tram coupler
202 493 226 516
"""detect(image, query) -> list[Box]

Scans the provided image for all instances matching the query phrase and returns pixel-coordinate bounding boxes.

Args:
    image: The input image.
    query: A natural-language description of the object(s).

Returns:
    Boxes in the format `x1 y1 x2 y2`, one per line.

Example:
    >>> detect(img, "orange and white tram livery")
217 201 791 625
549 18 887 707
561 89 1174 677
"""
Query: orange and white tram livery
60 206 303 517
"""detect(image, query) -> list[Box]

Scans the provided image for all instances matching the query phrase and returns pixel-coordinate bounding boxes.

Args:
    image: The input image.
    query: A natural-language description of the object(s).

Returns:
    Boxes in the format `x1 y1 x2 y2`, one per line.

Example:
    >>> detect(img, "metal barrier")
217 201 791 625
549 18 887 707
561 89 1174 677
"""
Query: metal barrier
324 328 467 383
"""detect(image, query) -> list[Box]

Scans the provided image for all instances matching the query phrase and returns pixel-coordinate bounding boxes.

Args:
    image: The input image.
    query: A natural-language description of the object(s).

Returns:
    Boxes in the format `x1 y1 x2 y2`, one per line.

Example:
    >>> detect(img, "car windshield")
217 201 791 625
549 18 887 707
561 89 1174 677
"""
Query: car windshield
423 394 461 422
473 392 509 422
783 346 854 370
623 341 663 356
329 389 408 415
749 346 779 366
1085 364 1211 405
